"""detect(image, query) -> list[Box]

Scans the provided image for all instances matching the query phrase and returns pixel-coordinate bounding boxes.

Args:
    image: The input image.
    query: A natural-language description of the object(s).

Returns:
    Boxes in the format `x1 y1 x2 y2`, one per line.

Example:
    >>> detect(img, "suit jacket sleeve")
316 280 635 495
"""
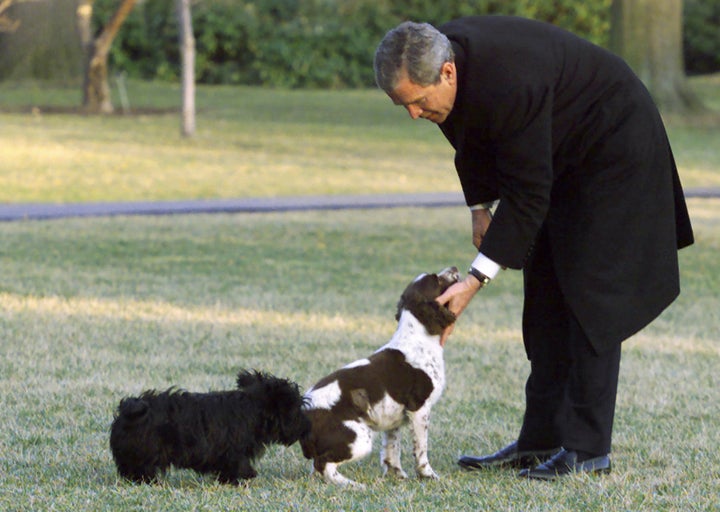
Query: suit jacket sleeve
450 78 555 270
479 83 554 269
441 21 556 269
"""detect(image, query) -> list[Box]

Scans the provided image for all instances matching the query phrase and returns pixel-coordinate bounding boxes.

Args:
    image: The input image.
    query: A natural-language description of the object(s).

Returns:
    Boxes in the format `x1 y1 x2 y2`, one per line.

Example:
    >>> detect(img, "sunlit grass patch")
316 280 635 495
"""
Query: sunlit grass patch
2 77 719 203
1 201 719 510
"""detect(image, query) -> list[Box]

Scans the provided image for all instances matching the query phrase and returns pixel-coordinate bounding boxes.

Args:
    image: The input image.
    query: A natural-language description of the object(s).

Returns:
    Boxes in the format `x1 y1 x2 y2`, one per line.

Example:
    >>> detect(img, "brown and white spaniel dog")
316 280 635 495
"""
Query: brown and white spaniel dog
300 267 459 488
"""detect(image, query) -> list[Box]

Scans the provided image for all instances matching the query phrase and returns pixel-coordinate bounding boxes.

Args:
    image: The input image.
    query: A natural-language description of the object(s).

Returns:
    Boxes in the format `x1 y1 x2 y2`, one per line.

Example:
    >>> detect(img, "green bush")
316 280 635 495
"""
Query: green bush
249 1 396 88
684 0 720 75
399 0 612 46
91 0 614 88
6 0 717 87
92 0 177 80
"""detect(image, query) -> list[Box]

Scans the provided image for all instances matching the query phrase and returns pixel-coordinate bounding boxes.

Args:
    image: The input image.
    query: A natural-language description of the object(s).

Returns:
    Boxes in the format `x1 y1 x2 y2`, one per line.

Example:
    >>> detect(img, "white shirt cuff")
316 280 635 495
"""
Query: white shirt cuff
471 252 501 280
469 201 497 211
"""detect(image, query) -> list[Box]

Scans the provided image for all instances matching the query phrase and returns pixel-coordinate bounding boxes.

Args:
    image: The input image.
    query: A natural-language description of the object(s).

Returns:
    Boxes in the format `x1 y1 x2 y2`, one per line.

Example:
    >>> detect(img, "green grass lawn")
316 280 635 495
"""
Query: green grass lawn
1 75 719 203
0 82 457 203
1 78 719 510
0 201 718 511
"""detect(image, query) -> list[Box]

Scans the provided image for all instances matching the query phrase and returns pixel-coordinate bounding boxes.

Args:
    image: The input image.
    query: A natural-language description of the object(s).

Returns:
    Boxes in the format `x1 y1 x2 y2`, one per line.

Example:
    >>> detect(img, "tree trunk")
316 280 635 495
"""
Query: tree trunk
76 0 92 49
609 0 705 114
0 0 82 82
82 0 137 114
177 0 195 137
0 0 21 32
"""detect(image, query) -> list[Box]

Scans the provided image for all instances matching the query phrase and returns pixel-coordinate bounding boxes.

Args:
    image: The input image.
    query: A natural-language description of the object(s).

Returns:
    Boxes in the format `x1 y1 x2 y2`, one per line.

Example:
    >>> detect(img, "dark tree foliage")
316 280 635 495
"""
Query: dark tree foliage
3 0 716 87
683 0 720 75
91 0 617 88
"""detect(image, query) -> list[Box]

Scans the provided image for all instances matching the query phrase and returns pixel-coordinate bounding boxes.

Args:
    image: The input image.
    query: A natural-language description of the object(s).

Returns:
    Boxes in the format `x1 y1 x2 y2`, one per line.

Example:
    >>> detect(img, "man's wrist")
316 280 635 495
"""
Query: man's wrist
468 266 491 286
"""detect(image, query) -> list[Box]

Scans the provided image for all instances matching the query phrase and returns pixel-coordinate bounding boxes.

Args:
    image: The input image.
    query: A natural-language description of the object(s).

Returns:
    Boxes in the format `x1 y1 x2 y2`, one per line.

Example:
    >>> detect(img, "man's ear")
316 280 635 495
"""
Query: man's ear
441 61 456 84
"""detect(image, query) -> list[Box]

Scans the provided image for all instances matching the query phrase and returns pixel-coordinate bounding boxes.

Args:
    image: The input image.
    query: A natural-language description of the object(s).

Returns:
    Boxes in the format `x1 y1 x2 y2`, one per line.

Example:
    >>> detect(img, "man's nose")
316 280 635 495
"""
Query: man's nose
406 104 423 119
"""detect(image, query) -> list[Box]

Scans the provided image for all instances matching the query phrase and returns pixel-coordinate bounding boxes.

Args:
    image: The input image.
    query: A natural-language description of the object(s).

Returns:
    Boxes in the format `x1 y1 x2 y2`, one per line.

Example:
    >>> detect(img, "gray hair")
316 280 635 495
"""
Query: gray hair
374 21 454 93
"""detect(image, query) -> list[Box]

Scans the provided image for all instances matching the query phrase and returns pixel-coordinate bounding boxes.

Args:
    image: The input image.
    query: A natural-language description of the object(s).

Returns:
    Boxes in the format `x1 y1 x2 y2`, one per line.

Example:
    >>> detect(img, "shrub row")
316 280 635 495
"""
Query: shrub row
684 0 720 75
43 0 720 87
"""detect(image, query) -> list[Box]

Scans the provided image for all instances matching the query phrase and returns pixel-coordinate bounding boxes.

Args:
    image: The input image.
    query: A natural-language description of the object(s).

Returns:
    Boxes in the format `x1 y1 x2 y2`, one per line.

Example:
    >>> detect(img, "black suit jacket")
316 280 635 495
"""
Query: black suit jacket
438 16 694 351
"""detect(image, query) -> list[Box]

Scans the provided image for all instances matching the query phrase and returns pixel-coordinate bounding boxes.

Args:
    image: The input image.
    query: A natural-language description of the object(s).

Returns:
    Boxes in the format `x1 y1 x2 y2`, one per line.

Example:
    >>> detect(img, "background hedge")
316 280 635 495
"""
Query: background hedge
2 0 718 86
93 0 616 88
683 0 720 75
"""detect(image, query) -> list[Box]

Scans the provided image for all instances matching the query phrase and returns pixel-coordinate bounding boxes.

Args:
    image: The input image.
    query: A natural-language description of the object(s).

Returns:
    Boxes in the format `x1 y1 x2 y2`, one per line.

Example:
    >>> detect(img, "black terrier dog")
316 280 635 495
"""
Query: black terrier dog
109 370 310 484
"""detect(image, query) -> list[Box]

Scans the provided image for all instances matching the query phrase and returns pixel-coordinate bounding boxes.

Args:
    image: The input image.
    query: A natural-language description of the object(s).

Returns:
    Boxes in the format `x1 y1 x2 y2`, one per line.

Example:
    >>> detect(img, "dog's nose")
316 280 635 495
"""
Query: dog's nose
439 266 460 283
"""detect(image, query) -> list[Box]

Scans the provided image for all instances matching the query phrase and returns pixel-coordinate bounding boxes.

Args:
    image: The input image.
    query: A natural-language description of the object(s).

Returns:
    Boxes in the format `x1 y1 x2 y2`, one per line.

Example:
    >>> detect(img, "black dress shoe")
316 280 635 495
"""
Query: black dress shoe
518 449 611 480
458 441 561 470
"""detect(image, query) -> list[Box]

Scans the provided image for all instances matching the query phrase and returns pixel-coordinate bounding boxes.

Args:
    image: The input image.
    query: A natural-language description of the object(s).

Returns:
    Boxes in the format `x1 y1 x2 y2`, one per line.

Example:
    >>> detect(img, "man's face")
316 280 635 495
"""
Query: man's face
388 61 457 124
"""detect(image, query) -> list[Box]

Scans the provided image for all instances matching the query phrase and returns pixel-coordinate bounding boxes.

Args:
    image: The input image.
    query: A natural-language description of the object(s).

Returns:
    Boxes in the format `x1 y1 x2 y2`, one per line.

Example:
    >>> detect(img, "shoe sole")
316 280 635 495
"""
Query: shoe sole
520 466 612 481
458 452 560 471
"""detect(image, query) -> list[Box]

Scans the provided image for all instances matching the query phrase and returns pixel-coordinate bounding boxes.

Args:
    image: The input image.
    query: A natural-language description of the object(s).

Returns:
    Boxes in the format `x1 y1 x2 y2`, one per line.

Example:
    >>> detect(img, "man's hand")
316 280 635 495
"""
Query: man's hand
437 207 493 346
436 275 483 346
471 208 493 249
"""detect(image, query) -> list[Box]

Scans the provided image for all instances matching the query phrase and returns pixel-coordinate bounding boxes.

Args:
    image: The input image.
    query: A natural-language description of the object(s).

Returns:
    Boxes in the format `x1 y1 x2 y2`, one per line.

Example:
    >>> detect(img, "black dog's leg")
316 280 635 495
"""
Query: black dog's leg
120 467 157 484
217 457 256 485
237 458 257 480
217 470 240 485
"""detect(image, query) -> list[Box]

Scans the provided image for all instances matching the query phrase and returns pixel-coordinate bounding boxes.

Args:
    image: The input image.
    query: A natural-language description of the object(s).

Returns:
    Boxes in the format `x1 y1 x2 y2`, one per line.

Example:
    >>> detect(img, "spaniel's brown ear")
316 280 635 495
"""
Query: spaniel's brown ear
416 300 456 335
396 290 423 321
396 291 456 335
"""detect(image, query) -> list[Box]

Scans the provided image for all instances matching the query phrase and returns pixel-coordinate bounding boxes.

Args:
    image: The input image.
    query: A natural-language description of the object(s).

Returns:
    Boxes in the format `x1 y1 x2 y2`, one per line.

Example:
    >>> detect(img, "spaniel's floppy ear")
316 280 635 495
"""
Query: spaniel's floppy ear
396 290 456 335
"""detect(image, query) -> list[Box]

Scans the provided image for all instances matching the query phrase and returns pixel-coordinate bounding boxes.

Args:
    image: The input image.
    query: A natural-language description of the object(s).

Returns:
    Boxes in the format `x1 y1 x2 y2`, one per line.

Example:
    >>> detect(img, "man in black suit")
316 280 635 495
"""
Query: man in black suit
374 17 694 480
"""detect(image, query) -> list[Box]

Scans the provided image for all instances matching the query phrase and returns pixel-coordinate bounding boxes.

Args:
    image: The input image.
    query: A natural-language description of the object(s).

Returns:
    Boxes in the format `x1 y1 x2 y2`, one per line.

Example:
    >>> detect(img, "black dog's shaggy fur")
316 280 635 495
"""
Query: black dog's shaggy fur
109 370 310 484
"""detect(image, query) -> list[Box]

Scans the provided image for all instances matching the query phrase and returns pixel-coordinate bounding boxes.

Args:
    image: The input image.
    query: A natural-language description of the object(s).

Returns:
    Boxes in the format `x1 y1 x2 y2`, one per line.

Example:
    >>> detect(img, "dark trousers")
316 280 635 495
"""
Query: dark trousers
517 227 621 457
